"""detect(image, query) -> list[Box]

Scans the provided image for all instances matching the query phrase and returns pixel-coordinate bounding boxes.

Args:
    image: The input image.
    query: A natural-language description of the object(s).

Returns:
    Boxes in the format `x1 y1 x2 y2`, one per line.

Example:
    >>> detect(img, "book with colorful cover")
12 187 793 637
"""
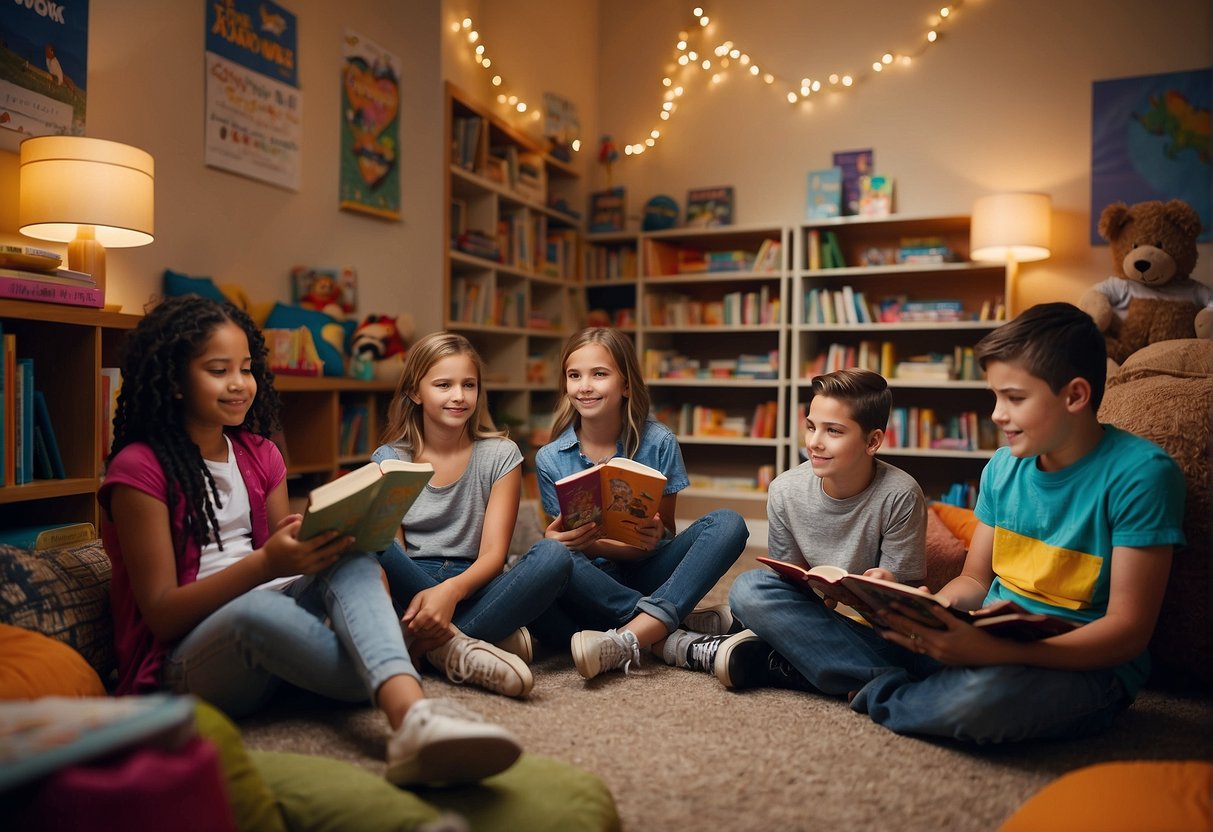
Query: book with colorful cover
831 148 874 215
588 187 626 233
685 186 734 227
554 457 667 547
755 557 1079 640
858 174 894 217
298 459 435 552
805 167 843 219
0 275 103 308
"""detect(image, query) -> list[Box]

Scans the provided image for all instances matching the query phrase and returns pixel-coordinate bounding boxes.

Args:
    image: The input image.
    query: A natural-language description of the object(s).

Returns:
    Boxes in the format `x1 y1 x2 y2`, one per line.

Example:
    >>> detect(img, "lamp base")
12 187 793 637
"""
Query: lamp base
67 227 106 304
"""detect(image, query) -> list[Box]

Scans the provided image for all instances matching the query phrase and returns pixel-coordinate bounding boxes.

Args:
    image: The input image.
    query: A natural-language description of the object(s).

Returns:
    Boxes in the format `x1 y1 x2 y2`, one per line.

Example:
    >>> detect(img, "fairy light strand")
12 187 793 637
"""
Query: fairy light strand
449 3 972 160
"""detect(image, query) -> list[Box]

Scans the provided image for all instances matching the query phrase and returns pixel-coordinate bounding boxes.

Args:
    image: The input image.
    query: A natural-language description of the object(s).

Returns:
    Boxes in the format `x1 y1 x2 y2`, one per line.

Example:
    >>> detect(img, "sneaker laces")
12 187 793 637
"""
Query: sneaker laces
445 641 515 689
606 629 642 675
414 697 484 724
688 636 724 672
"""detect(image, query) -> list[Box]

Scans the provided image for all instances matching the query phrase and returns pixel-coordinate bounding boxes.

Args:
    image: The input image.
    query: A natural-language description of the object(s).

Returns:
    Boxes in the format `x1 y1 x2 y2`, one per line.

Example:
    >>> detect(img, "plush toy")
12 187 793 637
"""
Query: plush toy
348 313 415 382
1079 199 1213 370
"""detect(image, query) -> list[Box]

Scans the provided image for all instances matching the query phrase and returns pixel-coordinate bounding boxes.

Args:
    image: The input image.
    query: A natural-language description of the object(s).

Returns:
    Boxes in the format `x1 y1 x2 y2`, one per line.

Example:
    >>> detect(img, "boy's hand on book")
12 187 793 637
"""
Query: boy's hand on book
861 567 900 583
880 602 1000 665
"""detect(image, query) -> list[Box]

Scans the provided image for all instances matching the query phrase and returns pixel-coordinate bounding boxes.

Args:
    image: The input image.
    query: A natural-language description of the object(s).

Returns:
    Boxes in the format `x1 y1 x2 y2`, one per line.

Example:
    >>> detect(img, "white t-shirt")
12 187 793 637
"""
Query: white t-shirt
197 435 297 592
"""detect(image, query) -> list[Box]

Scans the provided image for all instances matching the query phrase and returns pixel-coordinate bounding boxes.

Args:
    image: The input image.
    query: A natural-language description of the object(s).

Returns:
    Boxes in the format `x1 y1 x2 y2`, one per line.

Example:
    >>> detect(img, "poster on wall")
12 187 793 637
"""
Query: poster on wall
339 30 401 220
0 0 88 150
204 0 303 191
1091 68 1212 243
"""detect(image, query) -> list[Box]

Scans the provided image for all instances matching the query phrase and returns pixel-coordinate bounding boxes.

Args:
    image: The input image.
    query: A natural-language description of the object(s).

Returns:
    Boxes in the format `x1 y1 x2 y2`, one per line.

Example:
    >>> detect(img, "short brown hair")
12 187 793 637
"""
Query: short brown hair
809 368 892 434
974 302 1106 412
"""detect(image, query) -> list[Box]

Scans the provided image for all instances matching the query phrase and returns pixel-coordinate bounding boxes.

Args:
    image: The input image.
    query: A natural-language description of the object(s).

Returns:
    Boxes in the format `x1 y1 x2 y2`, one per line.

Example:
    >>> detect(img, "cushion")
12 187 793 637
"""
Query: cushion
1110 338 1213 386
193 703 286 832
930 502 978 547
263 302 351 377
163 268 229 302
249 751 621 832
0 542 114 683
0 624 106 698
923 507 969 593
998 760 1212 832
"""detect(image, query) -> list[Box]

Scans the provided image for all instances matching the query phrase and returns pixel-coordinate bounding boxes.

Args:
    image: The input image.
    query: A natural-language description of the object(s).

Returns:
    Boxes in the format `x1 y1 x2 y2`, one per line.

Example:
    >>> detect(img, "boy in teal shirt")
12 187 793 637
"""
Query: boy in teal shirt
730 302 1186 743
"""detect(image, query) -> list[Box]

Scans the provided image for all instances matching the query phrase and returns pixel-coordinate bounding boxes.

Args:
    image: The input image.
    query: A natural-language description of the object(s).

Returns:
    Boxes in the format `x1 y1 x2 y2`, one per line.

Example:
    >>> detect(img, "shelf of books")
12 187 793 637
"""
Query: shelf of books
0 299 140 531
444 82 584 474
792 214 1010 507
633 224 790 519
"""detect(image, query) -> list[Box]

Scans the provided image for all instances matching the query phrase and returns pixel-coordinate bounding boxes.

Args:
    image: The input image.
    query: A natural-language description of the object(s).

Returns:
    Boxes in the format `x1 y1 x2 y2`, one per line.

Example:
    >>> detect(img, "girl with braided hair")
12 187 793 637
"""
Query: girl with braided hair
99 296 521 786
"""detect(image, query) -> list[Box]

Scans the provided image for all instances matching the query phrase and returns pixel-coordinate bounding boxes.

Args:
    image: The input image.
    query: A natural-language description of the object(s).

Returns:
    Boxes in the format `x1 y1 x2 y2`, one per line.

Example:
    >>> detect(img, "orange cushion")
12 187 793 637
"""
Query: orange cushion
0 623 106 699
999 761 1212 832
930 503 979 547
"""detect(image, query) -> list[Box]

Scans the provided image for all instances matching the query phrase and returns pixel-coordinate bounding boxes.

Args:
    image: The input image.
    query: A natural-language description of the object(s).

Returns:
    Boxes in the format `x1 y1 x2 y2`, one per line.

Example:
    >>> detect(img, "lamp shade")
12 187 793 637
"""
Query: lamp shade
970 192 1051 263
18 136 155 247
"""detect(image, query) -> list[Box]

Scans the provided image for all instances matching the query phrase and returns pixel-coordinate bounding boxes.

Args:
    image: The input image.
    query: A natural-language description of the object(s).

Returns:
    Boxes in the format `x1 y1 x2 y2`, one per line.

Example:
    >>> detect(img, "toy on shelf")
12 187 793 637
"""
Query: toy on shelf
348 313 415 382
1079 199 1213 371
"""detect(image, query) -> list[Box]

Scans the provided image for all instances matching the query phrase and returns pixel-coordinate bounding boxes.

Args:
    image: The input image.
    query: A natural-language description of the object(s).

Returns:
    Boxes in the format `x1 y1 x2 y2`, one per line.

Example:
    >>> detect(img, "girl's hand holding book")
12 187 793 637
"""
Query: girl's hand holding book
545 514 603 551
262 522 352 578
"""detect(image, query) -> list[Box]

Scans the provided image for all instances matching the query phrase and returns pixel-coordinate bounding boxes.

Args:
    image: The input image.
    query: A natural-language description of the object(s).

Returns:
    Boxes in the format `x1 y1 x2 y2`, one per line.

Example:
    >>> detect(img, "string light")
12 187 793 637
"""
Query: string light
448 2 975 161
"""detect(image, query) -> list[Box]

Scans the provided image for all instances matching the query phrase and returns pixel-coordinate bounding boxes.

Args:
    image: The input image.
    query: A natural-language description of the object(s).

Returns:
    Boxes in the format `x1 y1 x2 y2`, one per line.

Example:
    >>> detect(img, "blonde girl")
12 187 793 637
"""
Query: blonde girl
373 331 571 697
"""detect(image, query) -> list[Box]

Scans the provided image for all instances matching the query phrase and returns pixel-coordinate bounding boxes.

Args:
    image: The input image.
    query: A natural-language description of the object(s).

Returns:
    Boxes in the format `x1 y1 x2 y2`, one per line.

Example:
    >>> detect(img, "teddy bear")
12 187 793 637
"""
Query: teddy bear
348 313 415 382
1079 199 1213 370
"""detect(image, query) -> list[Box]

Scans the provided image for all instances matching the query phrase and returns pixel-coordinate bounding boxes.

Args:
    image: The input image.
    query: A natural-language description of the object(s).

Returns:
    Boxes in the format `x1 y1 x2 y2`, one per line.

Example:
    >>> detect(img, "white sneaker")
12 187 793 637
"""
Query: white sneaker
427 631 534 698
570 628 641 680
385 698 522 787
494 627 534 664
681 603 734 635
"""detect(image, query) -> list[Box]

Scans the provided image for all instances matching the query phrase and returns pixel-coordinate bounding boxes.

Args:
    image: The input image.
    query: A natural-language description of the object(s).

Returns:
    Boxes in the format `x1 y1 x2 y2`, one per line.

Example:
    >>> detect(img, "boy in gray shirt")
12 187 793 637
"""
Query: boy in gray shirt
659 369 926 688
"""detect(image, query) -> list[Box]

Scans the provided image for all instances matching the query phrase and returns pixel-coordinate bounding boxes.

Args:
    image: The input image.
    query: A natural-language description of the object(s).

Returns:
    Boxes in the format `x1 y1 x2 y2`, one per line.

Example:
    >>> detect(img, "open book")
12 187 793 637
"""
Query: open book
756 557 1079 641
298 459 434 552
554 457 667 547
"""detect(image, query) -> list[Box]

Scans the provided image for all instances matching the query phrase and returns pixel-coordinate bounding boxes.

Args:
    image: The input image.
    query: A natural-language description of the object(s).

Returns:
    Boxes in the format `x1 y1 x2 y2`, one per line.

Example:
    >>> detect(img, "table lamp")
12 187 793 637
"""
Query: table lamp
969 192 1051 315
18 136 155 306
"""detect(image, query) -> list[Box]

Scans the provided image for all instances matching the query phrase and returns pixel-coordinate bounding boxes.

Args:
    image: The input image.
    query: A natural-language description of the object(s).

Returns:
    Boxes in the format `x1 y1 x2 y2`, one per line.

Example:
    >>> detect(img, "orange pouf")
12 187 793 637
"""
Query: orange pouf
999 760 1212 832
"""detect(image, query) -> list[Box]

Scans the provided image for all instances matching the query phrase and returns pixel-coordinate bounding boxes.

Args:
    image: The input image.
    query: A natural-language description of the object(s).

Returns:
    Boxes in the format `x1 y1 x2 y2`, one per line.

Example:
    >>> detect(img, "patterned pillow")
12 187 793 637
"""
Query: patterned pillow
0 541 115 684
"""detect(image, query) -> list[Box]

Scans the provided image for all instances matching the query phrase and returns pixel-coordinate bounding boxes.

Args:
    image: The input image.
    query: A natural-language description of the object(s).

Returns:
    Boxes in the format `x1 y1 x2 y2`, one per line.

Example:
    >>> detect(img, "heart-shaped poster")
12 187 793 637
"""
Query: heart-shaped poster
344 58 399 189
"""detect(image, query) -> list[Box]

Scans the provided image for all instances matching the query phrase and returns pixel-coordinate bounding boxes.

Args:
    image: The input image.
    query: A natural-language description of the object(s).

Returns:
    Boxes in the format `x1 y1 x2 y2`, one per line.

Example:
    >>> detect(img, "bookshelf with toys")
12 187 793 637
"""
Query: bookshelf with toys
444 82 583 472
636 224 790 521
793 214 1010 507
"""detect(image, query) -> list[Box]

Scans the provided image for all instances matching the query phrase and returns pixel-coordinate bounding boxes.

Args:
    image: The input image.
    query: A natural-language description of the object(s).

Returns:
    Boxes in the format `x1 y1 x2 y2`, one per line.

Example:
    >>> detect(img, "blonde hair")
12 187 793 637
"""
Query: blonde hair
550 327 650 458
379 331 505 454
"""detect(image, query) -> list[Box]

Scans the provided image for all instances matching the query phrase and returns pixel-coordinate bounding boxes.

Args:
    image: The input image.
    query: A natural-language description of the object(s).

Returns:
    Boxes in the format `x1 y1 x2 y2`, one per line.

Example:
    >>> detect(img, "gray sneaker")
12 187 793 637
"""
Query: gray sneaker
385 698 521 787
570 628 641 679
661 629 731 673
427 632 534 698
681 603 735 635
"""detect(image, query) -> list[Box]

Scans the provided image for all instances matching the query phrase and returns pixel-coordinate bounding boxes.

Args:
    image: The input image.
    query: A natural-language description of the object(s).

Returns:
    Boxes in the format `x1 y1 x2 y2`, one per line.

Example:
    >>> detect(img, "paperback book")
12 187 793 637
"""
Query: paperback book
831 148 873 215
554 457 667 547
588 187 626 233
756 557 1079 640
685 186 734 227
805 167 843 219
298 459 434 552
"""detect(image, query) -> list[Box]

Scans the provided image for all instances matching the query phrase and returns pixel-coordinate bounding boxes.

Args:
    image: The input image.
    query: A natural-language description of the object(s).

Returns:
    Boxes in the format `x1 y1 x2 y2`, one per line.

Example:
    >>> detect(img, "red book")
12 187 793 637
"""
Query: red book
0 276 103 308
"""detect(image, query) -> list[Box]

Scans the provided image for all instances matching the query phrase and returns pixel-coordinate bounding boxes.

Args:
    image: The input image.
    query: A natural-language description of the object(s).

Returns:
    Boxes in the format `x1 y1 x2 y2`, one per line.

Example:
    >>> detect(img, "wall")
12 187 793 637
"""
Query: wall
593 0 1212 308
1 1 444 329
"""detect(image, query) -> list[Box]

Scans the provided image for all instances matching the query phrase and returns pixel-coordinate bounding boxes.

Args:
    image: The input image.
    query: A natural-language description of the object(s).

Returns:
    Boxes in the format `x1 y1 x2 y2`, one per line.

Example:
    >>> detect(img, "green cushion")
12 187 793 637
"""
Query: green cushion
249 750 441 831
249 751 620 832
193 703 287 832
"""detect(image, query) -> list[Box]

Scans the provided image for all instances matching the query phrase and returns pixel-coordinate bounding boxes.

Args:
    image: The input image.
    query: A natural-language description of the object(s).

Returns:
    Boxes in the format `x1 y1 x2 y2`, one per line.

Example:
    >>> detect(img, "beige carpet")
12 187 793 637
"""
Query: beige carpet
240 556 1213 831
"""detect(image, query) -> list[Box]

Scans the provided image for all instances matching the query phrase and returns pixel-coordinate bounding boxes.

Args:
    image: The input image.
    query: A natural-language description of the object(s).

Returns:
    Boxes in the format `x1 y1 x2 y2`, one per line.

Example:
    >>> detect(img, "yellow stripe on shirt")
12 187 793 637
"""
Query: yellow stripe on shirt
991 527 1104 611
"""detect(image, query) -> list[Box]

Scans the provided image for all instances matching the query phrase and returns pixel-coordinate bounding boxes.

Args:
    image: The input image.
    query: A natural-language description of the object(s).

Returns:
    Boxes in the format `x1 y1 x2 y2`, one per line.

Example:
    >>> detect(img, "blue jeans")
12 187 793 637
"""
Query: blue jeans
163 553 418 718
531 509 748 642
376 538 572 643
729 568 1129 744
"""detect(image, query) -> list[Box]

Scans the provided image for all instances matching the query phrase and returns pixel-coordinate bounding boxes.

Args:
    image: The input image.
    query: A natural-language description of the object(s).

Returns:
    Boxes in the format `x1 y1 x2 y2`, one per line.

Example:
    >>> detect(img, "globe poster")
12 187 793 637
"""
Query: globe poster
1091 68 1212 243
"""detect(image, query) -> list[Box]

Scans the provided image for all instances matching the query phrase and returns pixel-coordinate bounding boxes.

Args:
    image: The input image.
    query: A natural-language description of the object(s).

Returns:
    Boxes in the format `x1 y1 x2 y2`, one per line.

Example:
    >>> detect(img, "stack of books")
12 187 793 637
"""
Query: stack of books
0 245 102 308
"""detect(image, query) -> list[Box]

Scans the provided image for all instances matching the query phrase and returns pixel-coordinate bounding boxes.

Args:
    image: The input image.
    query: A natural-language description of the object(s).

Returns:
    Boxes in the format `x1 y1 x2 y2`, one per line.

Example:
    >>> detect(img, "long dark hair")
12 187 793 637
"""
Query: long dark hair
108 295 281 549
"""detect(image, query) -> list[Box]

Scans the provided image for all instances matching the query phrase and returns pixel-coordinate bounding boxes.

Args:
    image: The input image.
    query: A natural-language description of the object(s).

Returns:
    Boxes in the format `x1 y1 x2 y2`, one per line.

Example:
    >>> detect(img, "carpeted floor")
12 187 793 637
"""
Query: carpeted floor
239 556 1213 831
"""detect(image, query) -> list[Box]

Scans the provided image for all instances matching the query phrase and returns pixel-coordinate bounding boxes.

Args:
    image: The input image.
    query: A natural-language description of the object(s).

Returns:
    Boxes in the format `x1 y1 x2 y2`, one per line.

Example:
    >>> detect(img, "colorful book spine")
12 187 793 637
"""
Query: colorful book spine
0 276 103 308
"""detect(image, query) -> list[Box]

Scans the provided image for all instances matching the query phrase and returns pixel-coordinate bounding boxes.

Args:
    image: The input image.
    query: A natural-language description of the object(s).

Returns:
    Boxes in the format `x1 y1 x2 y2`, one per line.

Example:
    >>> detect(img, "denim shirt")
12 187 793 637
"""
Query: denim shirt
535 417 690 520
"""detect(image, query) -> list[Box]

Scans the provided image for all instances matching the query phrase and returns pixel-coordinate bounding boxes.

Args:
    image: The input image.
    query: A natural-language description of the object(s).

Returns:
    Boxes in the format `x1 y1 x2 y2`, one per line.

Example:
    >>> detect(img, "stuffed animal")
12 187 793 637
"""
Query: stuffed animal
1079 199 1213 370
348 313 415 382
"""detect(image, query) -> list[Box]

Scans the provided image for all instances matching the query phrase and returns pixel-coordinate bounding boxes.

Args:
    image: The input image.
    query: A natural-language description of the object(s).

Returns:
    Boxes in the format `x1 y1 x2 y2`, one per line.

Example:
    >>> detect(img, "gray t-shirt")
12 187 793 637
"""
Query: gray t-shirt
765 458 925 583
372 437 522 560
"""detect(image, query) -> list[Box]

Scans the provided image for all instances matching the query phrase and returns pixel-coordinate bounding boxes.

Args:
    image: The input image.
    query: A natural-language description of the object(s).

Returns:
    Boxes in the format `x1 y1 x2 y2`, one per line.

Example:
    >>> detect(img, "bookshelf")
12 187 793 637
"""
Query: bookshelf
635 225 790 522
793 214 1010 506
444 81 583 469
0 299 394 531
